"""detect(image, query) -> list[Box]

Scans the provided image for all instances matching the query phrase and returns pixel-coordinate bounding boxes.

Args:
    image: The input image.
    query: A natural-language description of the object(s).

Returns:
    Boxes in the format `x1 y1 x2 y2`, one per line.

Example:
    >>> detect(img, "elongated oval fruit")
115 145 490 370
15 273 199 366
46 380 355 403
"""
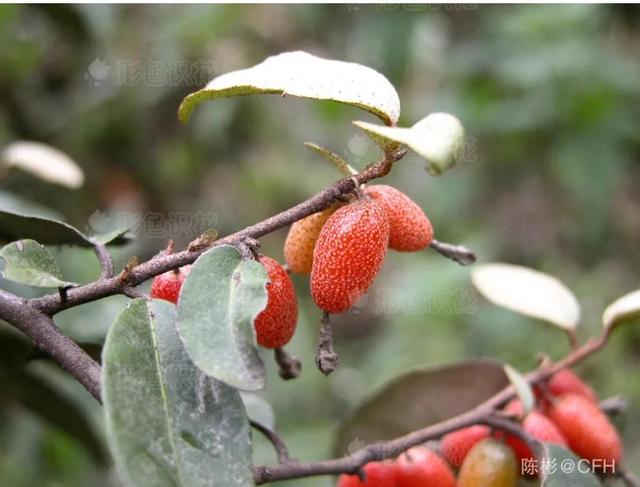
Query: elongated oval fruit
441 425 490 468
254 255 298 349
337 461 396 487
284 205 338 274
311 200 389 314
150 265 191 304
497 400 567 469
547 393 623 467
364 184 433 252
395 447 455 487
547 368 598 404
458 438 518 487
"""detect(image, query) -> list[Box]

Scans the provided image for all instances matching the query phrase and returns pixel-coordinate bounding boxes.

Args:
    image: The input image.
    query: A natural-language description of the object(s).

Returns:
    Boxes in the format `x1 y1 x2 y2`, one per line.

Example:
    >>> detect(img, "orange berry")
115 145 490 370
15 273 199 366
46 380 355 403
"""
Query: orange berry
337 461 396 487
311 200 389 314
150 266 191 304
547 393 623 468
395 447 455 487
458 438 518 487
496 400 567 470
284 205 339 274
364 185 433 252
254 255 297 349
547 368 598 404
441 425 490 468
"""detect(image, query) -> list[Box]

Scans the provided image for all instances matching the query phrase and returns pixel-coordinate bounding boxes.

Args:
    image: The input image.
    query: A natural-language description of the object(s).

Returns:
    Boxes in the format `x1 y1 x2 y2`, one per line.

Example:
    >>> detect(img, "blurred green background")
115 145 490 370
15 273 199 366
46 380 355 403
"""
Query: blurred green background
0 4 639 486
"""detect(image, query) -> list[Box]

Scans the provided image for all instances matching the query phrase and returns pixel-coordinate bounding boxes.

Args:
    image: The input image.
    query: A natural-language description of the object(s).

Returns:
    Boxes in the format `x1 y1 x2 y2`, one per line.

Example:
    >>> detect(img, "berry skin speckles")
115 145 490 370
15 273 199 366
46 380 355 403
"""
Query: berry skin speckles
364 185 433 252
395 447 455 487
254 255 298 349
336 461 396 487
311 199 389 314
150 266 191 304
284 205 339 274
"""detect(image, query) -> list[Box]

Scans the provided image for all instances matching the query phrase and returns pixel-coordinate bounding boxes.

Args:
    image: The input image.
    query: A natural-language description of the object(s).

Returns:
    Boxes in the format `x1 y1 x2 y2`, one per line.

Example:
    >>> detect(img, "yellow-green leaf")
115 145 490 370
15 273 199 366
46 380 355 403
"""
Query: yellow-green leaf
602 289 640 334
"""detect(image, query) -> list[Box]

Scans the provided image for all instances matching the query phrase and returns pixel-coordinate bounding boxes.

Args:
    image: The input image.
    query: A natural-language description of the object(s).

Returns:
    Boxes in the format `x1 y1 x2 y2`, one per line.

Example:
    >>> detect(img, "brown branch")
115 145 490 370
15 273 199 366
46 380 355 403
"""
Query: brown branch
253 333 611 484
0 289 102 402
29 149 407 316
93 242 114 279
250 420 292 464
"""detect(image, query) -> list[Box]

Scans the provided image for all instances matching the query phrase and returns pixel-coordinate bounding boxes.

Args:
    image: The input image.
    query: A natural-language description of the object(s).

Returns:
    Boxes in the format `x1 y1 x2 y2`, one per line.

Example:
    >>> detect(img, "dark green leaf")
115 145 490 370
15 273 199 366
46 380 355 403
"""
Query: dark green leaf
0 239 75 287
103 299 254 487
540 444 601 486
176 245 268 391
334 359 508 456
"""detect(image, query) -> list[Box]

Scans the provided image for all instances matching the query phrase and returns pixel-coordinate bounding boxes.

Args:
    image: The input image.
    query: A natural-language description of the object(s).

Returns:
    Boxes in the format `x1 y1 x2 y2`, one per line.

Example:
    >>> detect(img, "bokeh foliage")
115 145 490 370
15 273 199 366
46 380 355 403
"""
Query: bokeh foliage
0 4 639 486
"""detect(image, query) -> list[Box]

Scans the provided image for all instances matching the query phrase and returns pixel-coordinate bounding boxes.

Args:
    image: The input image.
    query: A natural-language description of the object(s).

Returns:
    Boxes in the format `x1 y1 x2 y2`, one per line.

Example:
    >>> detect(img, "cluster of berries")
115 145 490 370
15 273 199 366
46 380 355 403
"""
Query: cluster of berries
338 368 623 486
151 184 432 350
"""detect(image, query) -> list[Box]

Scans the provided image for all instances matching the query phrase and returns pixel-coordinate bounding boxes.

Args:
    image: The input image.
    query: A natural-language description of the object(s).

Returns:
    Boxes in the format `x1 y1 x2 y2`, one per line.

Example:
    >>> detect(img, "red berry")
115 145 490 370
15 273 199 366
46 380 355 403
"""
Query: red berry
441 425 490 468
364 185 433 252
395 447 455 487
150 266 191 304
311 200 389 314
497 400 567 470
337 461 396 487
254 255 298 349
547 368 598 404
547 393 623 468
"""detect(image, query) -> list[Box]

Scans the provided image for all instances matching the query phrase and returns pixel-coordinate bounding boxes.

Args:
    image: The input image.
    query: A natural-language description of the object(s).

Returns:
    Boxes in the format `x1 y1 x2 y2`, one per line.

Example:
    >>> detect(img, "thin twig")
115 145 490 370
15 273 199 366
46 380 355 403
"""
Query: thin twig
430 239 476 266
274 348 301 380
315 312 338 376
619 468 640 487
250 420 292 464
93 242 114 279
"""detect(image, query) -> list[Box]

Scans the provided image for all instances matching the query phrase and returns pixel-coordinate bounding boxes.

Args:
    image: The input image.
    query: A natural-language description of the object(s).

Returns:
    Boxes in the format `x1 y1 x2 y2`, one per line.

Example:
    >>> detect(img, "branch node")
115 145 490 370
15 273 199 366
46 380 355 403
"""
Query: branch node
188 228 219 252
274 348 301 380
315 312 338 375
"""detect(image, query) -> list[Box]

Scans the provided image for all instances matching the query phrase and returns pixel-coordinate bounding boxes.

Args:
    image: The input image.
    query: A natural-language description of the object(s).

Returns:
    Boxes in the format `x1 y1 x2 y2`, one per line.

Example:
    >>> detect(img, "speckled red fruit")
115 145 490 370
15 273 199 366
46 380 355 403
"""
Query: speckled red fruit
548 369 598 404
497 400 567 467
395 447 455 487
547 393 623 468
364 185 433 252
337 461 396 487
150 266 191 304
311 200 389 314
254 255 298 349
441 425 491 468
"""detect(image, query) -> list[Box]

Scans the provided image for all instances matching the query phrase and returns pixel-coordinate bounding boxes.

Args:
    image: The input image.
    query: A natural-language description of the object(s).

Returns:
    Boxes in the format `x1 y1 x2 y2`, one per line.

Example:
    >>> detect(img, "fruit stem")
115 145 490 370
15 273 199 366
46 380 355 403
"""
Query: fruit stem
315 312 338 375
430 239 476 266
274 348 302 380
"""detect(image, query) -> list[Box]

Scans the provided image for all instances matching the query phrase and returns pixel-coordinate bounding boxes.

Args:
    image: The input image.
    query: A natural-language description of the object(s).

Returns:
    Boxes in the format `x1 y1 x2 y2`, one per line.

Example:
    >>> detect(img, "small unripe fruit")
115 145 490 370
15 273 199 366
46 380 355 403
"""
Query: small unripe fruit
497 400 567 468
337 461 396 487
284 205 339 274
364 185 433 252
547 393 623 468
311 200 389 314
150 266 191 304
547 368 598 404
458 439 518 487
441 425 490 468
254 255 298 349
395 447 455 487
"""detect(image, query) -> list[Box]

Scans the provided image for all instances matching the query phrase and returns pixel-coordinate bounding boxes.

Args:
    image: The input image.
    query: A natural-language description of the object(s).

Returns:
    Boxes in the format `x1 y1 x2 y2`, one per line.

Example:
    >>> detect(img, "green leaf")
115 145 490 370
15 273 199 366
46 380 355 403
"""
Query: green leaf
0 239 75 287
504 364 534 417
334 360 509 456
0 209 131 247
304 142 358 177
176 245 268 391
240 392 275 430
88 227 134 246
354 113 465 175
103 299 254 487
1 141 84 189
0 367 107 464
540 444 601 486
179 51 401 126
472 263 580 331
602 289 640 334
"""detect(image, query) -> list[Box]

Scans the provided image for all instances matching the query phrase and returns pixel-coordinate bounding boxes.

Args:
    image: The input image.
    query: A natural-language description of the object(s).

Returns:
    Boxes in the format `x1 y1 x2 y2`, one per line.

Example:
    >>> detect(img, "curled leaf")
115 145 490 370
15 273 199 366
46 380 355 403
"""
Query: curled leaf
179 51 401 126
504 364 534 417
602 289 640 334
304 142 358 177
0 239 75 288
1 141 84 189
472 263 580 331
354 113 465 175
